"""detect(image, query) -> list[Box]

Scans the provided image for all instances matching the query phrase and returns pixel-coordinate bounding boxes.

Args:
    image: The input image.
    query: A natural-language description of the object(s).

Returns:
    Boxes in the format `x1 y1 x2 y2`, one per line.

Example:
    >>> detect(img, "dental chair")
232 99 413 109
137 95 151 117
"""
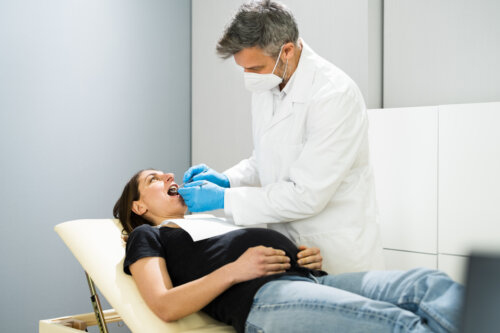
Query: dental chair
39 216 235 333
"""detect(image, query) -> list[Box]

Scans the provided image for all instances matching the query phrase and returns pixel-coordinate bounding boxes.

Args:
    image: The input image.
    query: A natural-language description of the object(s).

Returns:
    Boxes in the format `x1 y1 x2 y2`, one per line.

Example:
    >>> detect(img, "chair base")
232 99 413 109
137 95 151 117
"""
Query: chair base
39 309 121 333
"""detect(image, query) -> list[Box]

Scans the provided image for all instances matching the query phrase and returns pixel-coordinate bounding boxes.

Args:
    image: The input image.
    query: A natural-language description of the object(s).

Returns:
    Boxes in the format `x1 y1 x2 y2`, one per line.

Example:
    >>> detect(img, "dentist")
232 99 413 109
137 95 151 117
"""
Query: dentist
179 0 384 274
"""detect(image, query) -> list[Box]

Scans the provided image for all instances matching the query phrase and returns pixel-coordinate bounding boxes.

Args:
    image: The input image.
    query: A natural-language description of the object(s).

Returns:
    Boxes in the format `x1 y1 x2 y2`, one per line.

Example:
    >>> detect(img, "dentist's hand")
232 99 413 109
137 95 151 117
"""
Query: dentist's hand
177 180 226 212
183 164 230 188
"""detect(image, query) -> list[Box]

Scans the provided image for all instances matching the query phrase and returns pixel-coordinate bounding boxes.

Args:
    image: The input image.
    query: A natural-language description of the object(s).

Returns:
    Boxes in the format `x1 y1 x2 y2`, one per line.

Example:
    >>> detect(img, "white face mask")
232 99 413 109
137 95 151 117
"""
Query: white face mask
243 45 288 93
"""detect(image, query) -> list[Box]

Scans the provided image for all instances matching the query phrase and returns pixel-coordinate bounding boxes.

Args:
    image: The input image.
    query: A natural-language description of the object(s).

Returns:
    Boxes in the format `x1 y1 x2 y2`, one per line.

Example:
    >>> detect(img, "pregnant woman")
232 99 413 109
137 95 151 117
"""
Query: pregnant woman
113 169 463 333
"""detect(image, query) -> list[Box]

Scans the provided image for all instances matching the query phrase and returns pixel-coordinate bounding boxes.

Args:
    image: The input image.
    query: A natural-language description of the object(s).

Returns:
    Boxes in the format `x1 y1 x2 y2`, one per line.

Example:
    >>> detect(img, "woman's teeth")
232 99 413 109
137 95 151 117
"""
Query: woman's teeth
167 186 178 196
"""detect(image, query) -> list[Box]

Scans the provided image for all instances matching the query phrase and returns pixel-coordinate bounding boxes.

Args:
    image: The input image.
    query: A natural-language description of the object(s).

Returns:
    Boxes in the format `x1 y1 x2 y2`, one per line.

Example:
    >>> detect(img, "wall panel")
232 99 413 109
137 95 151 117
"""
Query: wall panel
383 250 437 271
384 0 500 107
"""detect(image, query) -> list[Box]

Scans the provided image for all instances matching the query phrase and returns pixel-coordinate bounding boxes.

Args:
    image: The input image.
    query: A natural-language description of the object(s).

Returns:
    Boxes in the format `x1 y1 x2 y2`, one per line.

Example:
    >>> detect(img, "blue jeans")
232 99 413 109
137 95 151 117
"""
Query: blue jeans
245 268 463 333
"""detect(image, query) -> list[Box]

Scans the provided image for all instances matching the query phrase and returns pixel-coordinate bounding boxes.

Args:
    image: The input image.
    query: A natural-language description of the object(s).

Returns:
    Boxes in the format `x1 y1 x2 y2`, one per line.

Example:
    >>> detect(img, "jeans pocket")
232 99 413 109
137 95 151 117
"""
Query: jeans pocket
245 320 265 333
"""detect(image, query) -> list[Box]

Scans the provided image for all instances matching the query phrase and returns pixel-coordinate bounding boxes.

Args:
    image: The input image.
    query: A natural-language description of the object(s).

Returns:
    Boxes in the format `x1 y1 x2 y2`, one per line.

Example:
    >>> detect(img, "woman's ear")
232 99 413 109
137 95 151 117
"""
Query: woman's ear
132 201 147 216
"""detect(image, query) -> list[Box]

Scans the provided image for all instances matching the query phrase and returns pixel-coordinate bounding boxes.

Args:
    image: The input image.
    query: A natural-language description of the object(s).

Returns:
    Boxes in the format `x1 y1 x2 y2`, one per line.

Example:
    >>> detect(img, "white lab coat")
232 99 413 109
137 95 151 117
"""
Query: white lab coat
223 41 384 274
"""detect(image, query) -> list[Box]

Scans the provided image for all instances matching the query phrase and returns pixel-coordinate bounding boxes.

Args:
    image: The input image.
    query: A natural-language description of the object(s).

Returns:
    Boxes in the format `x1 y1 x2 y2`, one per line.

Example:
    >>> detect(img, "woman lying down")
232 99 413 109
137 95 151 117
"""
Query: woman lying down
113 169 463 333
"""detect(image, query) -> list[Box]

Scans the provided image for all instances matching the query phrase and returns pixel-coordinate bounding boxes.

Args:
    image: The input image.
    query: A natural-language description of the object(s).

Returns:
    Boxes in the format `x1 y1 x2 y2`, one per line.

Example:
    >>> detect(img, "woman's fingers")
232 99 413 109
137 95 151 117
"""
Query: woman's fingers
264 262 291 274
300 261 322 270
261 247 290 263
297 246 319 258
262 248 290 274
297 245 323 269
232 246 292 283
258 246 285 256
264 254 290 264
254 246 290 273
298 255 323 269
297 253 320 264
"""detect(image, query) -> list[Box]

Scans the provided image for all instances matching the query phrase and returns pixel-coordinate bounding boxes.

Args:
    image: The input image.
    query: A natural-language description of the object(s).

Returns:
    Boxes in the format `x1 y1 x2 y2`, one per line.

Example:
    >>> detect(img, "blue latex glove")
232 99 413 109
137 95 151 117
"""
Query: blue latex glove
183 164 230 188
177 180 226 212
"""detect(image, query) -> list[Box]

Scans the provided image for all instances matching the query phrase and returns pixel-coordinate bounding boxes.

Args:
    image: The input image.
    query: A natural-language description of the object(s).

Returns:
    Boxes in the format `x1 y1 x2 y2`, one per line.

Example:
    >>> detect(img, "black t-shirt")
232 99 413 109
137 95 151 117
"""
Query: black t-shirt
124 224 326 333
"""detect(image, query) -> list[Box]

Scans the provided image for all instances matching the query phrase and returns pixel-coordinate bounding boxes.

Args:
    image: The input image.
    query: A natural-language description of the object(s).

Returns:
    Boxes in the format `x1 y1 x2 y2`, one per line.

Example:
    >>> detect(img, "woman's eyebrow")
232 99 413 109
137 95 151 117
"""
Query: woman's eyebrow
144 172 158 184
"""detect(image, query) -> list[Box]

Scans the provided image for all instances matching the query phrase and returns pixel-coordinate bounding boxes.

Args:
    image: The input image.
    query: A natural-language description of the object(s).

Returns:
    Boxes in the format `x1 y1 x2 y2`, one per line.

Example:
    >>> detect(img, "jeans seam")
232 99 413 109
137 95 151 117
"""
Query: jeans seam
418 302 455 332
394 296 455 332
251 300 412 331
245 320 265 333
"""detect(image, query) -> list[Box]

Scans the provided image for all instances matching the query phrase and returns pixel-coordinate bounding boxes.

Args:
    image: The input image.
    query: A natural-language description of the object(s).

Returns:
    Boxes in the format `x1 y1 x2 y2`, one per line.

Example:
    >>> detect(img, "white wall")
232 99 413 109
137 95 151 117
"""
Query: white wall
192 0 500 171
192 0 382 172
384 0 500 107
0 1 191 331
192 0 253 173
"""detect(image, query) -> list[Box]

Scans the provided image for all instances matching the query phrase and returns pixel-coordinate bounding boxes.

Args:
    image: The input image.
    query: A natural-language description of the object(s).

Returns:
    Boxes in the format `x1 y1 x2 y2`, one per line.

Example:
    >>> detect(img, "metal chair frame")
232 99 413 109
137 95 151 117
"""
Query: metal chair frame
85 272 109 333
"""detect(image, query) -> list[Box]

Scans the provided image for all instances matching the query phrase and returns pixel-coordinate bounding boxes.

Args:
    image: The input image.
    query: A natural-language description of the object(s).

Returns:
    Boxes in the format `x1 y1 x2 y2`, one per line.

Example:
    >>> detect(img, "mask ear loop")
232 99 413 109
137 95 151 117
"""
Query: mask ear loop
271 45 289 81
271 45 285 74
281 58 288 80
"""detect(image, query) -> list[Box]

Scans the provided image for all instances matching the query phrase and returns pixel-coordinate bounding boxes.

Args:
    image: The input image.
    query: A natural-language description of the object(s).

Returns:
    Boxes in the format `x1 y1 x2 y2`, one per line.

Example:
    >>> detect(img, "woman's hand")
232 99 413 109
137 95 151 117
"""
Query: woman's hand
228 246 291 284
297 245 323 270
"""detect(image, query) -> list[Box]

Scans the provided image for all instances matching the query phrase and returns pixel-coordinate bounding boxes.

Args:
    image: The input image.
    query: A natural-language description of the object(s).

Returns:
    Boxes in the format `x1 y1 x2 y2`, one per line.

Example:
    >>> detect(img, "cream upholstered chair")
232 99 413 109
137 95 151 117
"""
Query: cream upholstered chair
40 217 235 333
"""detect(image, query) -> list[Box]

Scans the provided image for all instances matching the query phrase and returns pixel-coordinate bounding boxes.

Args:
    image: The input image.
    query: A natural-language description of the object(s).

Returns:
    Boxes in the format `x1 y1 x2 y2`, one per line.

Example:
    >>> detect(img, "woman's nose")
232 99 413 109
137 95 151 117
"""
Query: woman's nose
161 173 175 182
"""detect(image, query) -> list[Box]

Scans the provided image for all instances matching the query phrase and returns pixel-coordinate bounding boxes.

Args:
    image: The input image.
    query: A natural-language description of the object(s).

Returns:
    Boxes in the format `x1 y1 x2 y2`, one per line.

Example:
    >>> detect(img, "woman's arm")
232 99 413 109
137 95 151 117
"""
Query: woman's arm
130 246 290 322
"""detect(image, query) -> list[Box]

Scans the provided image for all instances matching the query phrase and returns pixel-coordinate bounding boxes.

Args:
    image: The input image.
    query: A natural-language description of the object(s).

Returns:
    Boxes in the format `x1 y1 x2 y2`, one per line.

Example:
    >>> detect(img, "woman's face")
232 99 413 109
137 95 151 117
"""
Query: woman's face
133 170 187 224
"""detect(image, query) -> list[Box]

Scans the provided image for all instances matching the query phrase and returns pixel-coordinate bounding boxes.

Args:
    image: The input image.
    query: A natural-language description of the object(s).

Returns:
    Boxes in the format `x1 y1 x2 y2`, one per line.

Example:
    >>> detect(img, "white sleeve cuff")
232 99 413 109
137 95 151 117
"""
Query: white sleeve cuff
223 170 239 188
223 189 233 218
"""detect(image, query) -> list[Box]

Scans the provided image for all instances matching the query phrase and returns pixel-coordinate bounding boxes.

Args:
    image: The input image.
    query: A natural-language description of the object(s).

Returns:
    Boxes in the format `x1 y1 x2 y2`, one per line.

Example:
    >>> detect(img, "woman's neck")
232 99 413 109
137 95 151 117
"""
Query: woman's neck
149 213 185 226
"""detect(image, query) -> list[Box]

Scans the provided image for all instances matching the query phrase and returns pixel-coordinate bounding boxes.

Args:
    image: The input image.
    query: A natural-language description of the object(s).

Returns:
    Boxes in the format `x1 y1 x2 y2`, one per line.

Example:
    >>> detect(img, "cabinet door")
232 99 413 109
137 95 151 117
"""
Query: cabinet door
438 254 469 284
438 102 500 256
368 107 438 254
383 250 437 271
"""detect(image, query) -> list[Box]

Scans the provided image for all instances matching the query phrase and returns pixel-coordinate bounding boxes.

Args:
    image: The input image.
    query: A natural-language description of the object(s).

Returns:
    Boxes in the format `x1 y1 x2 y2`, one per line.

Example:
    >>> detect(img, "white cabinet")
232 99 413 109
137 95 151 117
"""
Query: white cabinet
438 102 500 256
370 102 500 281
383 250 437 271
368 107 438 254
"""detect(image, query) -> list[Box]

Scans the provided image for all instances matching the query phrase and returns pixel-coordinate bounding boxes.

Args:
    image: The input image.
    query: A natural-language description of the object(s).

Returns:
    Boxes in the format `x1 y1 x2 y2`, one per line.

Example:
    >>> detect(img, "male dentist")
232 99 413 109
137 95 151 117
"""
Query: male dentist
179 0 384 274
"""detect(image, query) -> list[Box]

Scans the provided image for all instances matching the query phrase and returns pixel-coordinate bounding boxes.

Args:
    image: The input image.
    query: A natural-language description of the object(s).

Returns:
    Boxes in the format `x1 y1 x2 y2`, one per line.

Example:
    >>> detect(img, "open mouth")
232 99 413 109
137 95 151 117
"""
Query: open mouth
167 184 179 196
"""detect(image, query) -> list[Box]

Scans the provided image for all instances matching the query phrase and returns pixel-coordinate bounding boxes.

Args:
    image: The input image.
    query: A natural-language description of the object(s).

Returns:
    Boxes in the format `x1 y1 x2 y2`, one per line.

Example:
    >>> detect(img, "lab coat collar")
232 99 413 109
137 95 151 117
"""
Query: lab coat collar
277 63 296 97
284 39 317 104
256 40 318 134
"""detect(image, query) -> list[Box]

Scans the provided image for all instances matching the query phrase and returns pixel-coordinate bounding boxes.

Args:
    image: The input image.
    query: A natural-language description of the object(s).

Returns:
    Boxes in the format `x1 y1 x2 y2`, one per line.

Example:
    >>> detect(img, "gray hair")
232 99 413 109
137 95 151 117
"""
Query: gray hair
216 0 299 59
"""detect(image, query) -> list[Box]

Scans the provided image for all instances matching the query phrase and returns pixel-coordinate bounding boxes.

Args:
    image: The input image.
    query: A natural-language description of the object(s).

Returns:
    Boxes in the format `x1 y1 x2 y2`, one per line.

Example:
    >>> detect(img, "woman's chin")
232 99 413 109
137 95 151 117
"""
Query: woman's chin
180 200 188 214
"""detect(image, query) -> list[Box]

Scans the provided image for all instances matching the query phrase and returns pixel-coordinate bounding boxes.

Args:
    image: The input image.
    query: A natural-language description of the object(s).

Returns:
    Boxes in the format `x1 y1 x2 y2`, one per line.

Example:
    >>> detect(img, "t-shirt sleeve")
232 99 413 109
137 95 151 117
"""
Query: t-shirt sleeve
124 224 165 275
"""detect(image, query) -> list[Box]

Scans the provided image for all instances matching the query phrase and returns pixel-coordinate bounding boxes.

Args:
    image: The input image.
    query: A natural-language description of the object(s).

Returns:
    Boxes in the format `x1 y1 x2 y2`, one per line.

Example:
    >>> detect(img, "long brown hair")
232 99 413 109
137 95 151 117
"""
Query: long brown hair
113 169 155 235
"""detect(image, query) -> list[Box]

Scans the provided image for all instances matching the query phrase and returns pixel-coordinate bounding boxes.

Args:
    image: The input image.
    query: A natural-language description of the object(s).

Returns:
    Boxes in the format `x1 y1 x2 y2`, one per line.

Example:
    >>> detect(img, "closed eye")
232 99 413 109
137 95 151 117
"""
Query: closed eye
246 66 264 72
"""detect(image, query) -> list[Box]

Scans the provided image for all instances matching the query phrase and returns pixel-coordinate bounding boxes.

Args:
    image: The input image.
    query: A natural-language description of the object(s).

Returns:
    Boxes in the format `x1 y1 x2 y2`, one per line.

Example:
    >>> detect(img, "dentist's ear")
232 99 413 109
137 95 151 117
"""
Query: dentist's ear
132 201 147 216
282 42 295 60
